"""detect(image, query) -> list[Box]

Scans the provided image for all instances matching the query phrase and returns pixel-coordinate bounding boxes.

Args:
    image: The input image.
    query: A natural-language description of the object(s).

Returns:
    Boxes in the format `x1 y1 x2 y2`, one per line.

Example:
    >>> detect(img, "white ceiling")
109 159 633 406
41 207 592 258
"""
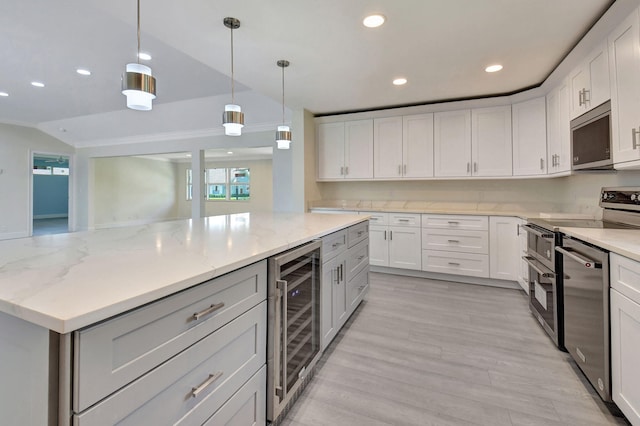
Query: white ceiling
0 0 614 147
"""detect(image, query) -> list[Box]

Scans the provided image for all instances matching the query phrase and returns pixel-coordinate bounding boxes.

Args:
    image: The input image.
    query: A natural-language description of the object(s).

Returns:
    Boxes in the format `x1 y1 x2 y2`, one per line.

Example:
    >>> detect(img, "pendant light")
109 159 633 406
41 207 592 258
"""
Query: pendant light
276 60 292 149
121 0 156 111
222 17 244 136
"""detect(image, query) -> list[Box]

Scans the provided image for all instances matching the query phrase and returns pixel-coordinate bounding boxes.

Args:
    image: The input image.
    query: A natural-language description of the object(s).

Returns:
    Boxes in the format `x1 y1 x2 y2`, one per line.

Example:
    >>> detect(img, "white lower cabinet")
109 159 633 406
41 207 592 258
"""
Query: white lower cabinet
610 253 640 425
321 224 369 351
422 214 489 278
363 212 421 270
489 216 520 281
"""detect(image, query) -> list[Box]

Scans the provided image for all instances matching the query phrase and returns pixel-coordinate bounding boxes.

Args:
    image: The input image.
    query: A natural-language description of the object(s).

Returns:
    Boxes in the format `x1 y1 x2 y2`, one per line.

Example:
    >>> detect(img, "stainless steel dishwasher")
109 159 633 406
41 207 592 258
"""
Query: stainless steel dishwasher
556 236 610 402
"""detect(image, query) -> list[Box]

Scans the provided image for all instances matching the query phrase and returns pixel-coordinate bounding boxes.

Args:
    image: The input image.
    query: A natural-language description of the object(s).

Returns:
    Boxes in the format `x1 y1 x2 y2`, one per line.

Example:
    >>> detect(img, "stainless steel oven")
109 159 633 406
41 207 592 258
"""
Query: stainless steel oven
267 240 322 425
522 222 564 349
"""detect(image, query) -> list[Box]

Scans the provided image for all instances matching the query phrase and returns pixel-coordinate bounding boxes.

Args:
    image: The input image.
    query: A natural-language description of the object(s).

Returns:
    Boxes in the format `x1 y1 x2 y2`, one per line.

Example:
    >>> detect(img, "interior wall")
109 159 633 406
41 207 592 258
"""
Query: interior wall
317 170 640 215
92 156 179 228
0 123 74 240
175 159 273 218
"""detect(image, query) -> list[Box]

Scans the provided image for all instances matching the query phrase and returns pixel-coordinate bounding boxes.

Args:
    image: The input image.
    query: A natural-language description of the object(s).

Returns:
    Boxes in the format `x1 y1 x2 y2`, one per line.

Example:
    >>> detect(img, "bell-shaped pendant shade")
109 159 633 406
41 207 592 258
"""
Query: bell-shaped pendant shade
122 63 156 111
223 104 244 136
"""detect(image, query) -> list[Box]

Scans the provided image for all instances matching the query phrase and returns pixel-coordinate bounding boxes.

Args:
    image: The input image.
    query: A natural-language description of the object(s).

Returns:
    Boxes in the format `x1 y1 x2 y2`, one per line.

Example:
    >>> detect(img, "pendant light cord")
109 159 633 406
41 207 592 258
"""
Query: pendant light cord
281 65 285 125
136 0 141 64
230 26 235 104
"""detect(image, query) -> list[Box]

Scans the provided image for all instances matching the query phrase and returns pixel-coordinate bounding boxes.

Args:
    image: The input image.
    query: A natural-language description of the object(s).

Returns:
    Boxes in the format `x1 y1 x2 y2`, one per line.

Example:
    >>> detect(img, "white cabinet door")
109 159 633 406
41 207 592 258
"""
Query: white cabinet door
609 9 640 166
546 80 571 174
472 106 512 177
512 98 547 176
374 116 403 178
569 41 610 119
368 225 389 267
334 255 348 330
345 119 374 179
611 289 640 426
403 113 434 178
321 256 338 349
434 110 472 177
489 216 520 281
317 122 345 179
388 226 421 270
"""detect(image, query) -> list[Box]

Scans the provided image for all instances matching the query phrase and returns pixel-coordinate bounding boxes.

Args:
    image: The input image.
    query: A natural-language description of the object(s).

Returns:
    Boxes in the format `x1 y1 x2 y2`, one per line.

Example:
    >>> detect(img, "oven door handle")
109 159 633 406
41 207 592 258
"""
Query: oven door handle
555 247 601 269
522 256 556 278
521 224 555 239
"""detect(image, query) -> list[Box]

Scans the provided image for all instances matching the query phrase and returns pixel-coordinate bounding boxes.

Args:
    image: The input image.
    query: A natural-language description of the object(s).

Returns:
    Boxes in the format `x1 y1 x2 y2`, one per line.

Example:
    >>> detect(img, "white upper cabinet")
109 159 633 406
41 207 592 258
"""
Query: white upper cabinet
317 120 374 180
471 106 513 177
569 40 610 119
434 110 472 177
512 97 547 176
373 117 403 178
546 80 571 174
403 114 434 178
609 8 640 167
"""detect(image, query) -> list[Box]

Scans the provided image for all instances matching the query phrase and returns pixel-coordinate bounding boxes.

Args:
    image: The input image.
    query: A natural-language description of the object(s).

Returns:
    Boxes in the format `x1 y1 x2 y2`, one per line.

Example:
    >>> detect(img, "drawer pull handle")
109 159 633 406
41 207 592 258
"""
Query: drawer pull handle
448 262 461 266
397 219 410 222
332 242 342 248
193 302 225 321
357 231 364 236
357 255 365 261
447 239 460 243
191 371 224 398
447 221 459 225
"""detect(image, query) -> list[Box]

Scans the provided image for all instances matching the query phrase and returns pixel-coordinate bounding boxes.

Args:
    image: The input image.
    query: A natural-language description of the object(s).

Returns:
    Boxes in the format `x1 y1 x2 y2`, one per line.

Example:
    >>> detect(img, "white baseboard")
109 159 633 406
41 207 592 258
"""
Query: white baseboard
370 266 521 290
0 231 29 241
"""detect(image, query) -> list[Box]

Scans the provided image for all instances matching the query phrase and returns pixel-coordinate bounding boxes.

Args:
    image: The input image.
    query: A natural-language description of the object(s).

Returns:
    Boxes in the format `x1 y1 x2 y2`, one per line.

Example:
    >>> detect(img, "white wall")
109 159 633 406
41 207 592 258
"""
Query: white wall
175 159 273 217
0 123 74 240
92 156 180 228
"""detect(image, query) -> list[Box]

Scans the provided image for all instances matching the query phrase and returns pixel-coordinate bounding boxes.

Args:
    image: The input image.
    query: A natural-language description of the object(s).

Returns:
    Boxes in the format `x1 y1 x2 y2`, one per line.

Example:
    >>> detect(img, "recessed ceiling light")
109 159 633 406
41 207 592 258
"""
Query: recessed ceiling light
31 81 45 88
227 151 233 155
138 52 152 61
363 14 385 28
0 92 8 97
485 64 503 73
76 68 91 76
393 78 407 86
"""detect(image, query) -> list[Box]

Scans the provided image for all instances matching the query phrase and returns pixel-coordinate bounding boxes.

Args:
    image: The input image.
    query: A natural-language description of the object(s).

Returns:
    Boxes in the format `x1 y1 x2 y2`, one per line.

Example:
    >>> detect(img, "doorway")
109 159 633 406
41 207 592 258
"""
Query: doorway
31 153 71 236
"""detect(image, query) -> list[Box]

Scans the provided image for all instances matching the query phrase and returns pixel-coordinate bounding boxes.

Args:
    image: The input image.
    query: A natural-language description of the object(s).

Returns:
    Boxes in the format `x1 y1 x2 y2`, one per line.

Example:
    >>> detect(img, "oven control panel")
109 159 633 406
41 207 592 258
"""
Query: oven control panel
600 187 640 210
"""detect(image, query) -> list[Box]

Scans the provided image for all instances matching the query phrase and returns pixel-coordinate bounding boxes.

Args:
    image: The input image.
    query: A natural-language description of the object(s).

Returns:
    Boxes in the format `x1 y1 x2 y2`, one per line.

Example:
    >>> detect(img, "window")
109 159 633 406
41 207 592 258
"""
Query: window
186 167 250 201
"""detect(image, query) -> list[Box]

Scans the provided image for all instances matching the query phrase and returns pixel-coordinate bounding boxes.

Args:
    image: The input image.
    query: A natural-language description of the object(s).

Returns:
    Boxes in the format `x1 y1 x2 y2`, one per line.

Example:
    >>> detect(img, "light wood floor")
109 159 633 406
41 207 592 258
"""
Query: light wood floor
281 272 629 426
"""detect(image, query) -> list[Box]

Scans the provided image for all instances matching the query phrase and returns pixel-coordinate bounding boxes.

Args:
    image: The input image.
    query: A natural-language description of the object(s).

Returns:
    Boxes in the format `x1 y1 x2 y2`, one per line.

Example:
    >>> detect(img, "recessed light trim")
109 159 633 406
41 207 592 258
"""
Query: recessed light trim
0 92 8 97
363 14 385 28
138 52 152 61
393 78 407 86
485 64 503 73
76 68 91 76
31 81 45 88
227 151 234 155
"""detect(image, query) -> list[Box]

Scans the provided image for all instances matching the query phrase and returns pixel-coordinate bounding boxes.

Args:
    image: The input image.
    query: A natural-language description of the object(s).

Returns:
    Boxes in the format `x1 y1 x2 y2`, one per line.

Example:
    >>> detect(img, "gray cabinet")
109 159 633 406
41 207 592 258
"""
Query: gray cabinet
69 261 268 425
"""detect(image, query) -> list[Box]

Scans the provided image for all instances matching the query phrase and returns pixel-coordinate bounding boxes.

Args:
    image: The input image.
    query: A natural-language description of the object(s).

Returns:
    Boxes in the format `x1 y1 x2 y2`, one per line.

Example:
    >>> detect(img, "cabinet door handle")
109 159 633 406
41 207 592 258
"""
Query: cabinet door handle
403 164 407 175
398 165 402 175
633 128 640 150
466 162 470 173
193 302 225 321
389 230 393 240
345 166 349 175
540 158 544 170
578 89 584 107
191 371 224 398
384 230 387 240
583 88 590 104
340 166 344 175
473 162 478 173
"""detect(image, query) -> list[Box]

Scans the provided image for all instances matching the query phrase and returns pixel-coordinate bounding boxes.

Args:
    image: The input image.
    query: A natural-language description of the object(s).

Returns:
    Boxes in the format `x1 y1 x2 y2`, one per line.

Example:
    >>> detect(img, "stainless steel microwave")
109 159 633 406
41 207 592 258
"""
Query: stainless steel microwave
570 100 612 170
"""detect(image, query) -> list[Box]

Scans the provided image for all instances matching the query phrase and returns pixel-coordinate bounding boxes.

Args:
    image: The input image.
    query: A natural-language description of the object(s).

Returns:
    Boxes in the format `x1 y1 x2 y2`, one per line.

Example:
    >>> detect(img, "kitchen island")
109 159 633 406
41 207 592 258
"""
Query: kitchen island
0 212 366 425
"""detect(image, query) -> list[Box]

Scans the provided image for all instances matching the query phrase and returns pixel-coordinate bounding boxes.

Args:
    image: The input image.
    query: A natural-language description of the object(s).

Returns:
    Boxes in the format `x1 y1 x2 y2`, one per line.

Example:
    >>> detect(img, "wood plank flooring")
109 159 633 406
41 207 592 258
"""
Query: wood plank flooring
280 272 630 426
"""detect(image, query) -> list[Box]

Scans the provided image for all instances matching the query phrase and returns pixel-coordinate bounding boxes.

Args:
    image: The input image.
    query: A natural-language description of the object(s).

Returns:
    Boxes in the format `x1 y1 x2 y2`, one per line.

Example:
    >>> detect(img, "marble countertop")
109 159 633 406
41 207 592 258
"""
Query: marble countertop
0 212 366 334
558 227 640 263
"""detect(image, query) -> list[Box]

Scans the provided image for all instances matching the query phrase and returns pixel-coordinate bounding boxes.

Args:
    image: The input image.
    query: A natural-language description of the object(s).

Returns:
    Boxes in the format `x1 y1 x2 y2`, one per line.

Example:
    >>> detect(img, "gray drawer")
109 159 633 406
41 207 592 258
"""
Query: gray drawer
73 260 266 412
322 229 347 261
202 365 266 426
74 302 266 425
422 250 489 278
347 266 369 312
347 221 368 248
346 238 369 282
